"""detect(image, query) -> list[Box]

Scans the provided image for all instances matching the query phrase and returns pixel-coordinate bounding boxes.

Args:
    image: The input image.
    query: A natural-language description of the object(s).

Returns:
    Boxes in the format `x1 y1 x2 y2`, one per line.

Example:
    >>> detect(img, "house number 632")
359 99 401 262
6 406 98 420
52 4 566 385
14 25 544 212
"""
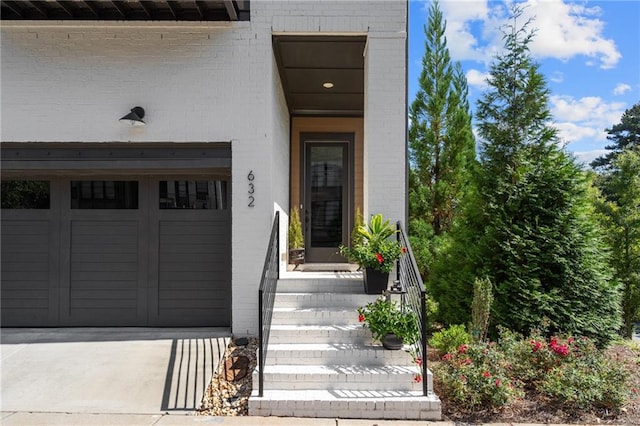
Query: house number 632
247 170 255 207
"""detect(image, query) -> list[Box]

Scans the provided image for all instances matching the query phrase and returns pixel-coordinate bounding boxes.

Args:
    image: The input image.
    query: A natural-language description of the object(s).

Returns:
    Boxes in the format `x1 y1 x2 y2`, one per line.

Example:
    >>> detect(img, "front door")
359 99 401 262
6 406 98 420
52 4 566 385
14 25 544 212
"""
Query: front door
303 135 353 262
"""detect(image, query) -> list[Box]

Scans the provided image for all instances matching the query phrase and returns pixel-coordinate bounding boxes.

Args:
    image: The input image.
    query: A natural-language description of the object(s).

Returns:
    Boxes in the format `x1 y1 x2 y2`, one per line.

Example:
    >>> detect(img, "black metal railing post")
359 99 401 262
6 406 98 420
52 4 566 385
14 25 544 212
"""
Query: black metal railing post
396 221 429 396
258 211 280 397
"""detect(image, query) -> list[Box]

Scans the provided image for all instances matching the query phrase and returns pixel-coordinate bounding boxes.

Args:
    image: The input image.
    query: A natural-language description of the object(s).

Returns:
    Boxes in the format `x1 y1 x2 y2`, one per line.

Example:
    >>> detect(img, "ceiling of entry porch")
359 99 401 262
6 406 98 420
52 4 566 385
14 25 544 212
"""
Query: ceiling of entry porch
272 35 366 117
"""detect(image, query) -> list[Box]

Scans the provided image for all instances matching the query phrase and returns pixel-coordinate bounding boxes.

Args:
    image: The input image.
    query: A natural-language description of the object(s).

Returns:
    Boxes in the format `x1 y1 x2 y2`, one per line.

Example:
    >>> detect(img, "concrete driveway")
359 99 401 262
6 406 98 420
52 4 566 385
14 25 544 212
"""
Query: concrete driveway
1 328 230 415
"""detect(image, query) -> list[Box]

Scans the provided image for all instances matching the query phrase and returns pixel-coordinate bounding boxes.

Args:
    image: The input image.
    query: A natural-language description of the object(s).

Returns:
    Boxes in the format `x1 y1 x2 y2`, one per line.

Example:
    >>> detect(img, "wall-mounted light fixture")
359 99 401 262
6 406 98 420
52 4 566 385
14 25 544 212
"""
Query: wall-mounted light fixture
119 106 145 126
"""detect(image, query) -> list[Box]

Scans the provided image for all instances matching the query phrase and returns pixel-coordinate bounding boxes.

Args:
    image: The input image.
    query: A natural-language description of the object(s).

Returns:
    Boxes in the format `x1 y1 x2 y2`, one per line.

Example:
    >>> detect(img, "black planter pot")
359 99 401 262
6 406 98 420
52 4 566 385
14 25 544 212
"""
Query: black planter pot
382 333 404 350
363 268 389 295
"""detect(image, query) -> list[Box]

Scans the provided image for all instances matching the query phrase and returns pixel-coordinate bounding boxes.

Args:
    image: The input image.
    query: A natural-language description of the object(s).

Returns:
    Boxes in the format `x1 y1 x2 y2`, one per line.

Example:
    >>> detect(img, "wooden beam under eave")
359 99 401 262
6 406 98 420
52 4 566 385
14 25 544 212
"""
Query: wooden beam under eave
23 0 49 18
223 0 237 21
1 1 24 18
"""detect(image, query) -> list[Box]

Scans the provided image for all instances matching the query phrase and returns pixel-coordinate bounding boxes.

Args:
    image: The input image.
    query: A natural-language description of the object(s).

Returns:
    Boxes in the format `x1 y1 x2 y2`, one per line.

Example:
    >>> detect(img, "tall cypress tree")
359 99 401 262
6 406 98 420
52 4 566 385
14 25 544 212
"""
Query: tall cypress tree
430 7 620 346
408 0 475 276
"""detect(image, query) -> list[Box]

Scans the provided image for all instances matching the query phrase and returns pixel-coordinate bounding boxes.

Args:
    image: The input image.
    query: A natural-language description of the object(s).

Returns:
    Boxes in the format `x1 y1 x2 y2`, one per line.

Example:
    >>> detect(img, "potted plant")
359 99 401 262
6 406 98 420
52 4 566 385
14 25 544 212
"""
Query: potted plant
357 296 419 350
340 213 402 294
288 206 305 267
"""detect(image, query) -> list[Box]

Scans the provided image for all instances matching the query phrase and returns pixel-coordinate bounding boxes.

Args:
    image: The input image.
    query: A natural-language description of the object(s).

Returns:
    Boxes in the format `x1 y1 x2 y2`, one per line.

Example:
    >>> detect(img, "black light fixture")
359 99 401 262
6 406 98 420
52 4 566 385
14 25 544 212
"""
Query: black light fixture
119 106 145 126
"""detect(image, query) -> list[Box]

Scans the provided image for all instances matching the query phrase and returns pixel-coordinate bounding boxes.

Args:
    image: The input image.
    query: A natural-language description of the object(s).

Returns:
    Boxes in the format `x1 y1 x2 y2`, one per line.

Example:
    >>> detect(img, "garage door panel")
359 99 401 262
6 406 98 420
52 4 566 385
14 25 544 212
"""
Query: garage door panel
2 270 50 281
1 252 51 263
159 261 228 272
159 244 227 255
159 252 224 263
1 293 50 308
160 221 229 235
2 261 49 272
1 234 52 246
71 253 138 263
1 206 57 326
71 271 138 281
67 309 138 326
159 299 227 309
1 281 49 291
70 295 138 309
71 262 138 272
154 216 230 327
72 234 138 246
159 234 228 246
68 220 140 325
158 279 228 290
71 222 138 234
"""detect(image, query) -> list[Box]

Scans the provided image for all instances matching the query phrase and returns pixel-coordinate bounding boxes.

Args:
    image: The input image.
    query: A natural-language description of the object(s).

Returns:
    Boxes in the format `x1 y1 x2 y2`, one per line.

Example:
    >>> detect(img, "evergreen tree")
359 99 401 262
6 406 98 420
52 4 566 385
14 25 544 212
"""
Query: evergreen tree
408 0 475 277
590 102 640 171
593 147 640 338
430 7 621 346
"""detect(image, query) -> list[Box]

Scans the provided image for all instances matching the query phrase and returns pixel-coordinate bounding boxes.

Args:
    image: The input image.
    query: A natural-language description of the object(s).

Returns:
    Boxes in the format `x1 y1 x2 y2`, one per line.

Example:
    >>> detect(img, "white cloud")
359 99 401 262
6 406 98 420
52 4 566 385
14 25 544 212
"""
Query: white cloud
439 0 621 69
613 83 631 95
572 150 608 168
549 95 625 147
466 69 490 89
549 71 564 83
521 0 621 69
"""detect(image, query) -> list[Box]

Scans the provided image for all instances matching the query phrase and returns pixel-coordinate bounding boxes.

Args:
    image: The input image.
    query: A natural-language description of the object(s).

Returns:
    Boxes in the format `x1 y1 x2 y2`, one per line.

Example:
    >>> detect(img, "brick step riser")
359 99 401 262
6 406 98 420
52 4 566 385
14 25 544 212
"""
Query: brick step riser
277 280 365 294
248 397 441 420
251 373 425 391
274 294 379 309
268 333 371 344
265 350 415 366
271 310 361 326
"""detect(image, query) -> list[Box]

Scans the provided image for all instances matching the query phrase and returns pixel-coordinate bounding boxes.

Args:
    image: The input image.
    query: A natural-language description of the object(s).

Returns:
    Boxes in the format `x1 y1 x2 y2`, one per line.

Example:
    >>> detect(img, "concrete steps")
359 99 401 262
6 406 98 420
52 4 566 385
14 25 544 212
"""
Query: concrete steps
248 272 441 420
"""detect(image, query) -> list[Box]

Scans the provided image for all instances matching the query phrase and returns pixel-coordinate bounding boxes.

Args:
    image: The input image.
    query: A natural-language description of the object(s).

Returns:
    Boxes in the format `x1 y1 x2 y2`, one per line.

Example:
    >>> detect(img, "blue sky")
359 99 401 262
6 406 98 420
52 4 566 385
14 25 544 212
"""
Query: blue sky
408 0 640 166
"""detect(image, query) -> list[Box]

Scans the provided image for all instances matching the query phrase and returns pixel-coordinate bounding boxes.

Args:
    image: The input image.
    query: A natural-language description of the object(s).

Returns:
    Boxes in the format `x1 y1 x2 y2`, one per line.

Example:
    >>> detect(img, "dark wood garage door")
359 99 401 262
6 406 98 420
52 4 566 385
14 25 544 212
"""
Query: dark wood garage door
1 177 231 327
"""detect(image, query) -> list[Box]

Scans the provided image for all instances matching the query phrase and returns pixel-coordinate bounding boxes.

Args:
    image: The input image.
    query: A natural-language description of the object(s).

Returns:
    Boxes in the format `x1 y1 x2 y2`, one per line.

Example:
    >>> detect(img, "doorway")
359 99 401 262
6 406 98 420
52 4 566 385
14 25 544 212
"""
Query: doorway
302 134 353 263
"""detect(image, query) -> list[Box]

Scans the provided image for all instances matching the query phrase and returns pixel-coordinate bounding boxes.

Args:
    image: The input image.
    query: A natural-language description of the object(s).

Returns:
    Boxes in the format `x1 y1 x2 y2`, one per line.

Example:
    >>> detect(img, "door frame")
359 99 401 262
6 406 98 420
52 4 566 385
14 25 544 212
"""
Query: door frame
301 133 354 263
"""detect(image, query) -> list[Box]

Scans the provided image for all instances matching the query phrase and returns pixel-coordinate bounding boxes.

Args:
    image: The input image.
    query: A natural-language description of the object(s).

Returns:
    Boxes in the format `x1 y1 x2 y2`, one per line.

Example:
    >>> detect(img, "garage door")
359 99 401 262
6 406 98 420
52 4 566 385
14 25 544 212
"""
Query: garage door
1 176 231 327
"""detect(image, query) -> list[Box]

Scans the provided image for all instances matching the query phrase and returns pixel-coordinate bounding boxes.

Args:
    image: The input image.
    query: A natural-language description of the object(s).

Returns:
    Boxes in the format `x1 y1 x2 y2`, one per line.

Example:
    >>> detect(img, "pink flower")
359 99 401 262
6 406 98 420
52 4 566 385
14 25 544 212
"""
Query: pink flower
375 253 384 264
552 344 569 357
413 374 422 383
415 357 422 366
461 358 473 366
457 344 468 354
482 371 491 378
442 353 453 361
401 247 407 253
460 374 467 382
495 379 501 387
530 340 543 352
358 314 365 323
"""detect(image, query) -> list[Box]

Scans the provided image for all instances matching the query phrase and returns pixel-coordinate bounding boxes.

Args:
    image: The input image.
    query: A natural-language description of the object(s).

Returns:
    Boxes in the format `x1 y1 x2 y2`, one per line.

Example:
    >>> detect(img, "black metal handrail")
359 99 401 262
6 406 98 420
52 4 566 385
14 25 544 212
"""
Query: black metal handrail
396 221 429 396
258 211 280 397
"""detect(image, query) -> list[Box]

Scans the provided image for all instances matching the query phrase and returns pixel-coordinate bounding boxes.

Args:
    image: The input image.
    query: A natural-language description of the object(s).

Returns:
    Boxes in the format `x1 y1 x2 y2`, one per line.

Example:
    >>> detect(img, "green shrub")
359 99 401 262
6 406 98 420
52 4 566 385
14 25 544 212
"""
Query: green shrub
428 324 469 355
470 277 493 342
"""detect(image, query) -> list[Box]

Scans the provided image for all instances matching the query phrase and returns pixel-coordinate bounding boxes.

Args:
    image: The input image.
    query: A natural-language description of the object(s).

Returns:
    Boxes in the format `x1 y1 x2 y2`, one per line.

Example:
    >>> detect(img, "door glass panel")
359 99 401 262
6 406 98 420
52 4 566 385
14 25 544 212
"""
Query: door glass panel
309 146 343 247
159 180 228 210
71 181 138 209
1 180 50 209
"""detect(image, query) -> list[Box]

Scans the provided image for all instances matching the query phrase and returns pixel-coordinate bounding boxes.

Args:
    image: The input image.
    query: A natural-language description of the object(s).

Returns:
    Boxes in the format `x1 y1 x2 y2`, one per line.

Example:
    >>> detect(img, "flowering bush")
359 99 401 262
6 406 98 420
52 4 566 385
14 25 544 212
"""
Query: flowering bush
340 213 402 273
434 329 633 412
434 341 524 408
